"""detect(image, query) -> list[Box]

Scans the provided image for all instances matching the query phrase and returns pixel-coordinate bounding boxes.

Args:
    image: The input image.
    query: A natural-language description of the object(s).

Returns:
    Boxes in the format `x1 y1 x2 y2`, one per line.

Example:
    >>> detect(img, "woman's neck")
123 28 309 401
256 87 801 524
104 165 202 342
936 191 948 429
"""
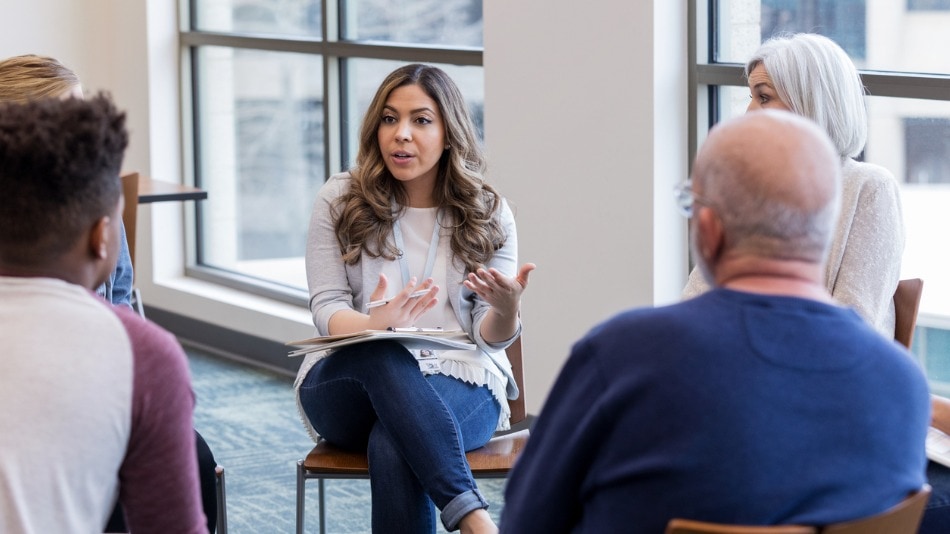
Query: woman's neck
402 184 437 208
397 172 438 208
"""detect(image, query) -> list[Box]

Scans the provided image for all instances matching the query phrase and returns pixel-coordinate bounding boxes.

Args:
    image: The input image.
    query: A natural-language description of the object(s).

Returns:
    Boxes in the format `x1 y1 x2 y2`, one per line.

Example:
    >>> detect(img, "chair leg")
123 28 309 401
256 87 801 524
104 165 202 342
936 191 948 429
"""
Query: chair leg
296 460 306 534
215 465 227 534
318 478 326 534
131 287 145 318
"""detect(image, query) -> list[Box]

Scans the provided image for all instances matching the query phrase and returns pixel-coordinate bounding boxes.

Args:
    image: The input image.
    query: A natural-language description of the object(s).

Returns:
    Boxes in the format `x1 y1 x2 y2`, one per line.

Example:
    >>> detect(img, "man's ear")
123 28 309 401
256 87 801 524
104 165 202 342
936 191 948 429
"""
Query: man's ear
88 216 111 260
695 206 724 266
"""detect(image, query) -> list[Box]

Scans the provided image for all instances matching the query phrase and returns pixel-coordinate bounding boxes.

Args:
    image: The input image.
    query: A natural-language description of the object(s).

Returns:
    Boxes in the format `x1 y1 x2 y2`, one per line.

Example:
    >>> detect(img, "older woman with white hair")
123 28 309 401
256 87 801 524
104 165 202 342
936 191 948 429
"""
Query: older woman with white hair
682 33 904 337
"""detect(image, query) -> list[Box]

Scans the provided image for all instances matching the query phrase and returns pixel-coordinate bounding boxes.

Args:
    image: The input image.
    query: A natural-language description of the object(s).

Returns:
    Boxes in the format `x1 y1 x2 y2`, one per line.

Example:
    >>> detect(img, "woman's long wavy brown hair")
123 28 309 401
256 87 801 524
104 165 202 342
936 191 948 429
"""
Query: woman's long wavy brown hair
334 63 506 274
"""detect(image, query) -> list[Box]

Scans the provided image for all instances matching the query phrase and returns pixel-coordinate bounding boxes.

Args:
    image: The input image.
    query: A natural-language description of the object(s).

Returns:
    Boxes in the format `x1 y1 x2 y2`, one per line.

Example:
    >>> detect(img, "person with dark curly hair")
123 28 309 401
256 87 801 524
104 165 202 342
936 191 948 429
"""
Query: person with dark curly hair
0 95 207 533
295 63 535 533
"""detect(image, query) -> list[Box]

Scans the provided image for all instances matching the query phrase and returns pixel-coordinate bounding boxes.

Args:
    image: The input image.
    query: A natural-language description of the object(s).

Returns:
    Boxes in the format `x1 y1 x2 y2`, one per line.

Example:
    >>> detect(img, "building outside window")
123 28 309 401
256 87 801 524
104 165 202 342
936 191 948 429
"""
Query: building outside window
697 0 950 392
182 0 483 303
908 0 950 11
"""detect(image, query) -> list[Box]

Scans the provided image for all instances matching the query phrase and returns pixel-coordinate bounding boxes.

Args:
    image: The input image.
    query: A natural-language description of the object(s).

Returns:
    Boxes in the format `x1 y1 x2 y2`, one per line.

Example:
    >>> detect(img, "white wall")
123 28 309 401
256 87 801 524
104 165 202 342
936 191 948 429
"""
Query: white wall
485 1 689 411
0 0 150 173
0 0 690 414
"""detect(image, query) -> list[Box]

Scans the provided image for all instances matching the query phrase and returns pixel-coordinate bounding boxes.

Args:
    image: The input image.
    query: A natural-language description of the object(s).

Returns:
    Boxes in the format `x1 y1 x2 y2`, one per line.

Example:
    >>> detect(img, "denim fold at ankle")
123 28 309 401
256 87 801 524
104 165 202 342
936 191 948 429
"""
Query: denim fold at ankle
441 488 489 531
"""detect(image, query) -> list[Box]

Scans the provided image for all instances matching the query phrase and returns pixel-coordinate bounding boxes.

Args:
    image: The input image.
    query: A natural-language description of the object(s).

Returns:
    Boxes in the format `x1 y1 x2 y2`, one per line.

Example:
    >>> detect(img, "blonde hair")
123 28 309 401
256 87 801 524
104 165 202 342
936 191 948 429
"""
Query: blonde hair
0 54 81 103
335 64 506 273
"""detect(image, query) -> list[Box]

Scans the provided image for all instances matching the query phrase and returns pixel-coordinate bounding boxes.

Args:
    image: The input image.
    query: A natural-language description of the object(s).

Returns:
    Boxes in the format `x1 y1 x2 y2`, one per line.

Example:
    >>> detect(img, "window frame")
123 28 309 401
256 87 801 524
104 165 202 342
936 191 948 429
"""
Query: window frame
689 0 950 172
179 1 483 306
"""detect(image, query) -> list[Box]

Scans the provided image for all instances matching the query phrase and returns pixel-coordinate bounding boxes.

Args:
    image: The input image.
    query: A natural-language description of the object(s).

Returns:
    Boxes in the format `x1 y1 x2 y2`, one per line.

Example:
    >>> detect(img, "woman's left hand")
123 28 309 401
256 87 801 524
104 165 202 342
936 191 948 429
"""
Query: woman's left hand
464 263 536 317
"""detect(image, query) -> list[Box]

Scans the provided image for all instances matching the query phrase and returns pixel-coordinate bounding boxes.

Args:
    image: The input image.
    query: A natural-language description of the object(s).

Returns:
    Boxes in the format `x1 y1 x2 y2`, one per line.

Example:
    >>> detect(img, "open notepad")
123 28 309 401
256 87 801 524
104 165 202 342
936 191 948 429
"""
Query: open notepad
927 426 950 468
286 329 476 357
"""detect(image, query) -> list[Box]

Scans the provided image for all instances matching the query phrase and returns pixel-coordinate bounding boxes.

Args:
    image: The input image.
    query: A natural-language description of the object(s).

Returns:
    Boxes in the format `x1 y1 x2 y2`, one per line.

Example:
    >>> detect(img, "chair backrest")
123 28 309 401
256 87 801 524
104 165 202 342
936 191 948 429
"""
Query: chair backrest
821 484 931 534
120 171 140 271
893 278 923 349
665 485 931 534
665 519 816 534
506 336 526 425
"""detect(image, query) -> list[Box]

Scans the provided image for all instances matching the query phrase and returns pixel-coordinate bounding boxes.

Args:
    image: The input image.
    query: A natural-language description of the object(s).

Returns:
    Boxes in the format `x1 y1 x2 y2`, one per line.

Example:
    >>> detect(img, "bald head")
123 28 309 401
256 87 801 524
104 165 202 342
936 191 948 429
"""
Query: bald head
691 110 841 277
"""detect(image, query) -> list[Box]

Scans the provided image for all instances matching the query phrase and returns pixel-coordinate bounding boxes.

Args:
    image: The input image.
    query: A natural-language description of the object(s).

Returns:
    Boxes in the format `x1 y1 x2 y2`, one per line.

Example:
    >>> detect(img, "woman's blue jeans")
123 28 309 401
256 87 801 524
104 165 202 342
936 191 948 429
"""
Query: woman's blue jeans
298 340 500 533
921 460 950 533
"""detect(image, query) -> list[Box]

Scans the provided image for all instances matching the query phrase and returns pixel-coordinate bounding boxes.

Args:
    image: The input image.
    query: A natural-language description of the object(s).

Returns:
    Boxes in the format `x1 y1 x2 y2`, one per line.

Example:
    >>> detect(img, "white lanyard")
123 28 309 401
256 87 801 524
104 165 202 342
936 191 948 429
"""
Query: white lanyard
392 209 442 287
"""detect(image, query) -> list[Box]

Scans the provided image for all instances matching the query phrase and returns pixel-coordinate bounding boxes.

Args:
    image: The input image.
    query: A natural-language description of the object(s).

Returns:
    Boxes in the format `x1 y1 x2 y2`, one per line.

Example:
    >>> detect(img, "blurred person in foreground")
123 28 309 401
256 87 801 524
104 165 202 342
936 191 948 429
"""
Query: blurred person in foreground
0 54 218 532
0 95 207 533
500 110 930 533
683 33 950 531
0 52 220 533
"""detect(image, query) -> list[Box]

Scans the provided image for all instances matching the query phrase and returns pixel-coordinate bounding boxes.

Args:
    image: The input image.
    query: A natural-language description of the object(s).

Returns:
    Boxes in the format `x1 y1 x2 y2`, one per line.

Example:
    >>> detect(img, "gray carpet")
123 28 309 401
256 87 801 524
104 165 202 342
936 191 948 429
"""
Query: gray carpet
186 347 507 533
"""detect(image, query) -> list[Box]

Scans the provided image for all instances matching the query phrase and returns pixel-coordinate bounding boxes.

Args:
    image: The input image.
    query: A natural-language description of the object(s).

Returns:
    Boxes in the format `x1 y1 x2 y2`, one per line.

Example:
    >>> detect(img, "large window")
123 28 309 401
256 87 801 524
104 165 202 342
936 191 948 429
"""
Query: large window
693 0 950 393
182 0 484 303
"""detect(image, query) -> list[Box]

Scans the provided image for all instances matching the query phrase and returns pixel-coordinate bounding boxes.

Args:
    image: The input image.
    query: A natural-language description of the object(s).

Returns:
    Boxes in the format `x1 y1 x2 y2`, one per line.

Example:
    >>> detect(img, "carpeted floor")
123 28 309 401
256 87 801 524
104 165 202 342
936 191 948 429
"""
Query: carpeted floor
186 346 507 533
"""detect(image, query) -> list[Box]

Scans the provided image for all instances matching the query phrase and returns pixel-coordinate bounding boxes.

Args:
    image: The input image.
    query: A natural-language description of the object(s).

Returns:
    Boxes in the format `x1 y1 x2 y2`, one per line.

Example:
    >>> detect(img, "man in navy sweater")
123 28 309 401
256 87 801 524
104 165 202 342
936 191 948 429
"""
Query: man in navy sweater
501 110 930 533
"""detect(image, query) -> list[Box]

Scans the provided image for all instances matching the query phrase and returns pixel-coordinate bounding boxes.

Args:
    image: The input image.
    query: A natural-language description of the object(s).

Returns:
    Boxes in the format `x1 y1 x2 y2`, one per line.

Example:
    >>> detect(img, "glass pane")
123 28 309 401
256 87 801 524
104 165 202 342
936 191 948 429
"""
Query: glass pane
716 86 751 124
715 0 950 74
342 0 482 47
917 327 950 396
342 59 484 169
193 0 321 38
866 96 950 320
716 89 950 321
908 0 950 10
195 46 324 291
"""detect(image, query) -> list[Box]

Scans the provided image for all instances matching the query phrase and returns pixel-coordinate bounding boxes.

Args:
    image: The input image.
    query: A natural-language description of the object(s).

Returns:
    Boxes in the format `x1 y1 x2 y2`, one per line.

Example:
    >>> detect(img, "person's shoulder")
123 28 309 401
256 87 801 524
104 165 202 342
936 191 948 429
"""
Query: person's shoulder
496 194 514 221
314 171 352 204
327 171 352 190
327 171 352 184
842 159 899 188
110 305 185 360
865 335 929 393
578 300 694 350
833 309 923 371
840 159 902 215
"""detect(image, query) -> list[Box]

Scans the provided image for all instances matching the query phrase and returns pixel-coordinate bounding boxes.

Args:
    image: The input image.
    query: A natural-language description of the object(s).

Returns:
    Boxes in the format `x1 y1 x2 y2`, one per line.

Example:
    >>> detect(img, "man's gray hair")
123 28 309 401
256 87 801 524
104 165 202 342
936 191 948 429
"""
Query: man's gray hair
704 168 841 262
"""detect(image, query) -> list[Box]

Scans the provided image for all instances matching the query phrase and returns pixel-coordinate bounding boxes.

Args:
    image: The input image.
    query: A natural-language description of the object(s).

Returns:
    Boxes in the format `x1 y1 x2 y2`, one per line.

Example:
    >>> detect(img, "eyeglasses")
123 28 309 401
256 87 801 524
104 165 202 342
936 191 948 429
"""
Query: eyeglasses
673 179 709 218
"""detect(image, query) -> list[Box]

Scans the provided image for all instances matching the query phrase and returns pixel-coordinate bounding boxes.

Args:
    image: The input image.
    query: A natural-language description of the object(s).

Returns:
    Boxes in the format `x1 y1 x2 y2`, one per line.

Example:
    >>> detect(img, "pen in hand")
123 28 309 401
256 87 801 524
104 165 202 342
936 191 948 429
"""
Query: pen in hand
367 289 430 309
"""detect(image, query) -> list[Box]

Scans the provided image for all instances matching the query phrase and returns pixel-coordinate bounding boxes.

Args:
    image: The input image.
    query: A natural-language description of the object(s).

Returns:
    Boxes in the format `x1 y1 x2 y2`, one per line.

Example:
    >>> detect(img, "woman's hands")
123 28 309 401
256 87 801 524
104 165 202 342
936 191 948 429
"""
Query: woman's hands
328 265 535 338
365 273 439 330
464 263 535 318
465 263 536 344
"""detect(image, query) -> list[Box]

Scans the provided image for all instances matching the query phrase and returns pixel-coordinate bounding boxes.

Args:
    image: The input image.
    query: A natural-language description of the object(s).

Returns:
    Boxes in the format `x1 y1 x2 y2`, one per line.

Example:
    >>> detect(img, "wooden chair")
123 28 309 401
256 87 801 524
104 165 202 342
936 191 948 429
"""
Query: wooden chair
120 171 144 317
821 485 931 534
294 337 529 534
894 278 924 349
120 172 139 269
665 484 931 534
665 520 815 534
